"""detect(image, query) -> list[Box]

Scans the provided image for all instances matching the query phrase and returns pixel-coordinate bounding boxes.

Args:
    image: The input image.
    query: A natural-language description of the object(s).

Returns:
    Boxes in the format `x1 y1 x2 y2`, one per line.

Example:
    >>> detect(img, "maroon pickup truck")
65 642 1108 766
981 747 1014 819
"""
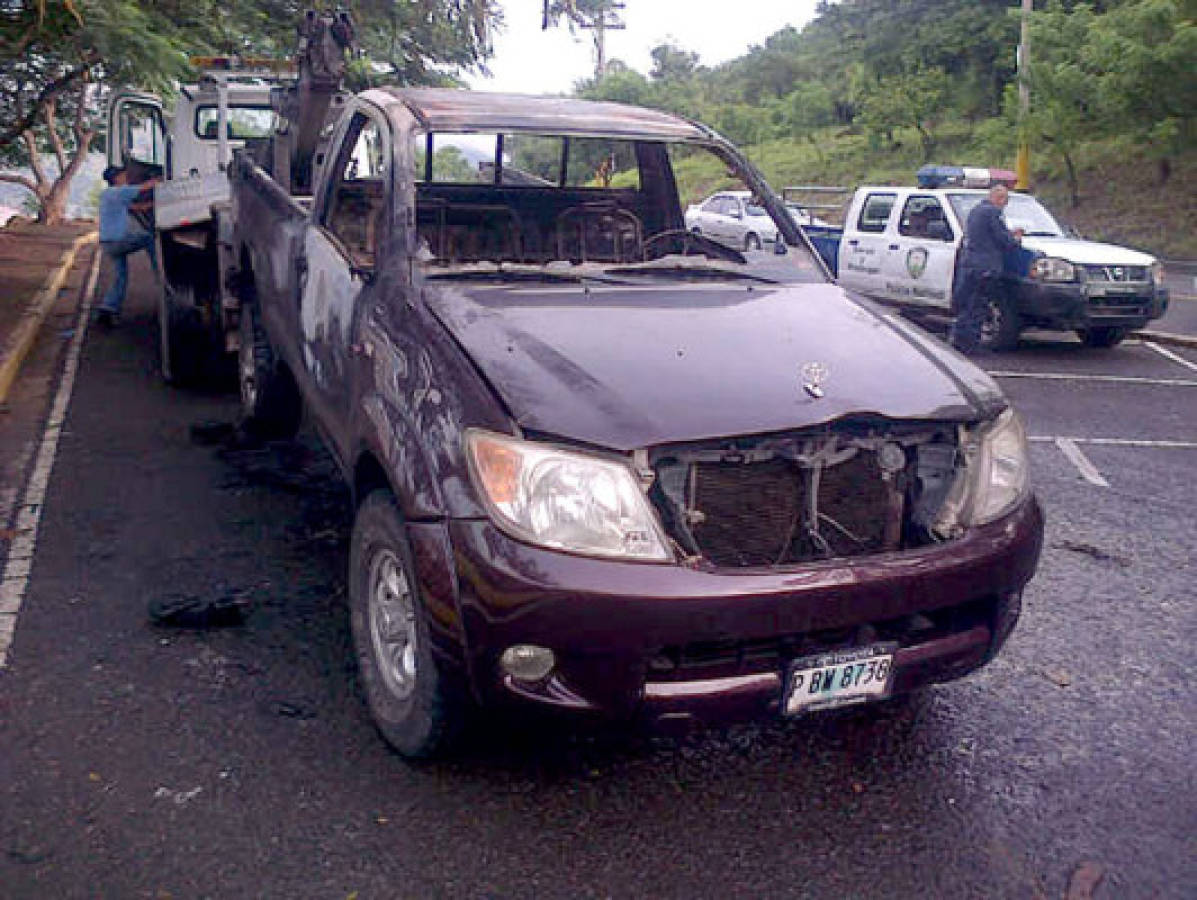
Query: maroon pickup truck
223 88 1043 758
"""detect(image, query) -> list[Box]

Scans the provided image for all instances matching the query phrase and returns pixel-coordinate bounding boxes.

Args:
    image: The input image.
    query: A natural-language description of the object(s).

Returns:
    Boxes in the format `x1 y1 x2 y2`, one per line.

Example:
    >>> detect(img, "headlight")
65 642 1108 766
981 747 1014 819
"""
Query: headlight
465 430 671 561
1030 257 1076 282
1151 260 1165 286
964 409 1030 526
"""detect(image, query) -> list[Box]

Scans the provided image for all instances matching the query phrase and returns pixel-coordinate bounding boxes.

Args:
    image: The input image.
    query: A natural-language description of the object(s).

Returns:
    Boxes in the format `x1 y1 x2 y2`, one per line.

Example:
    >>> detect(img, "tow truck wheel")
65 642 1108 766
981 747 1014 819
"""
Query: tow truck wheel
238 298 301 439
161 285 206 386
980 291 1022 352
744 232 762 252
349 491 464 759
1077 326 1129 348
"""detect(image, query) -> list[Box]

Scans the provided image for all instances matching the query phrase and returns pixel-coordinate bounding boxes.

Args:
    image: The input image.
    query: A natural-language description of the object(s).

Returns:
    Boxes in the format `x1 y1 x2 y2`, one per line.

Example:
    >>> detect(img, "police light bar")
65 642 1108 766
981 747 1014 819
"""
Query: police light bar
917 165 1018 189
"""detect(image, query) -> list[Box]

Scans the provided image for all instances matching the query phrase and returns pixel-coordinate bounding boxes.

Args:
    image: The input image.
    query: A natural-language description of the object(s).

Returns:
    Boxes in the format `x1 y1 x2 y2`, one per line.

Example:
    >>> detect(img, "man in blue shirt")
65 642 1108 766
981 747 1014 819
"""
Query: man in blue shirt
96 166 158 326
950 184 1024 355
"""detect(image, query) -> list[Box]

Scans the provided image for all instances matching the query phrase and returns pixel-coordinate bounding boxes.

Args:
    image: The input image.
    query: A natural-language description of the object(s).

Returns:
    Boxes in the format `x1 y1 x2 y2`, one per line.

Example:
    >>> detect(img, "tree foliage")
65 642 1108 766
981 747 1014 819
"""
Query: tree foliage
575 0 1192 189
0 0 500 223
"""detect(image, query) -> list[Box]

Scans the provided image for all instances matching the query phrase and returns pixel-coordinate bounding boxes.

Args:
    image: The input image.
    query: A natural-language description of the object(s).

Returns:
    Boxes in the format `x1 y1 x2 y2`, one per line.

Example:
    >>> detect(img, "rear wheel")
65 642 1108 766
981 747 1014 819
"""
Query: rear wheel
238 297 301 439
349 491 465 758
1077 326 1129 348
160 285 206 386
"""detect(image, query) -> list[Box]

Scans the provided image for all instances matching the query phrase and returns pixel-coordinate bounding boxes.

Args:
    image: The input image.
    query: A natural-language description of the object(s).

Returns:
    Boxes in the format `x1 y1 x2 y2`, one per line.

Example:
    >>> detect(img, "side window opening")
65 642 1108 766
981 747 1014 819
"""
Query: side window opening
899 195 953 241
324 113 387 270
857 193 896 234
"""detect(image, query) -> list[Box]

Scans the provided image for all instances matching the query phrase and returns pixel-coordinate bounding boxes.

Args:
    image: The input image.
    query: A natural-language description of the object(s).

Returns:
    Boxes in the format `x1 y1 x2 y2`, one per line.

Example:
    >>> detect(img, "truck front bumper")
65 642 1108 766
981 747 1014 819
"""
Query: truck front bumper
435 496 1044 727
1016 279 1169 331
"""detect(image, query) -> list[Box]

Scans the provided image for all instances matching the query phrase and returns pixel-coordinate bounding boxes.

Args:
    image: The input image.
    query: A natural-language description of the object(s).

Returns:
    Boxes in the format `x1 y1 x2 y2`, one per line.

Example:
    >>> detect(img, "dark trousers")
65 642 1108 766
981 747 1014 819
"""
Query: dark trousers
950 267 999 352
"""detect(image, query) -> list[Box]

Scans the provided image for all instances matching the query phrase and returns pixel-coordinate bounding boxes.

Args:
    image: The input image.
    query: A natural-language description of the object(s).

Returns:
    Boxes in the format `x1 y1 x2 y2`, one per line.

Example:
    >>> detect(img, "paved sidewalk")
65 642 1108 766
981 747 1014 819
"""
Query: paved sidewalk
0 222 97 402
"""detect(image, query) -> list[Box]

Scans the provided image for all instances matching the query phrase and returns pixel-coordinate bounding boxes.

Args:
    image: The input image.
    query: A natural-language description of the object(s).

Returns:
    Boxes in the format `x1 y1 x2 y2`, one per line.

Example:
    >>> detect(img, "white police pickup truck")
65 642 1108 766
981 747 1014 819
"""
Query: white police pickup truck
805 167 1169 349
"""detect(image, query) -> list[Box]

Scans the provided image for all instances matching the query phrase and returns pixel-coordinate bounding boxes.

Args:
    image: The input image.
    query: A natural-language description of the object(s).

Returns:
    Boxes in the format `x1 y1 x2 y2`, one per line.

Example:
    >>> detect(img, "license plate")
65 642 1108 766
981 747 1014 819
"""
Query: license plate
783 643 896 715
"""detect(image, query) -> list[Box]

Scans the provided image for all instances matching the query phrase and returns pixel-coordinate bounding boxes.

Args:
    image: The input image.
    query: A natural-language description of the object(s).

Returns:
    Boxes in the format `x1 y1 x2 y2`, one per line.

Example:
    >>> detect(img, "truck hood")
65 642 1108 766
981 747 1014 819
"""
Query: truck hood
424 279 1004 451
1021 235 1156 266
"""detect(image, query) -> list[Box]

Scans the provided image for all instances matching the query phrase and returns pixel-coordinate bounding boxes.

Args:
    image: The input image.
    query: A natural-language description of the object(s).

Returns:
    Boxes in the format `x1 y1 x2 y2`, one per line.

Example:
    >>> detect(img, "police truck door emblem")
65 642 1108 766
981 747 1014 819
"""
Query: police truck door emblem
906 247 928 279
801 361 829 398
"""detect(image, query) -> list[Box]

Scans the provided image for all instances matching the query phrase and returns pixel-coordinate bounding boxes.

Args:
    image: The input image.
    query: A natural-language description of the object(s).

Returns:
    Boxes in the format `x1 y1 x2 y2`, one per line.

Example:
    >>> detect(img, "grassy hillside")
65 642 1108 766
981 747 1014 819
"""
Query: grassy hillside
673 124 1197 260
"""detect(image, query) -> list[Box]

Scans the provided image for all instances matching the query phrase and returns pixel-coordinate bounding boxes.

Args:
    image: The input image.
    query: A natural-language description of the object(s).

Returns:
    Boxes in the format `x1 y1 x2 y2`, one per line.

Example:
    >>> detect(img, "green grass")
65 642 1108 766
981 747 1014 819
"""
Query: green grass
672 123 1197 259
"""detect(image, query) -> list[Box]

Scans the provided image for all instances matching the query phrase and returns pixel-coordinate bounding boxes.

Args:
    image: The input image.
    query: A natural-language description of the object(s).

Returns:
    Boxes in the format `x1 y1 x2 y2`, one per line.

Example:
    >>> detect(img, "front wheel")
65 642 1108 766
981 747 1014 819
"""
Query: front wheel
1077 326 1129 348
980 290 1022 351
349 491 465 758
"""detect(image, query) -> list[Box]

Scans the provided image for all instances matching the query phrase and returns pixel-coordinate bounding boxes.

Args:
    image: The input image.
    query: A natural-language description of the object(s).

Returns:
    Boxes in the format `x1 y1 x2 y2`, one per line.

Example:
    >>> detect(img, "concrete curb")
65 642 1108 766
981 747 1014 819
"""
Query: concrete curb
0 231 97 404
1136 330 1197 350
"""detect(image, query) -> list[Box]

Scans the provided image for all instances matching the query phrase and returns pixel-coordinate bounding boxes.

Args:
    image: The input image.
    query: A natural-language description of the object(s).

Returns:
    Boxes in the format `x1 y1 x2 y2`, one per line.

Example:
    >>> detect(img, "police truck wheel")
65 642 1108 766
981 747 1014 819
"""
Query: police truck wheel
349 491 464 759
1077 326 1129 348
980 292 1021 352
238 298 301 439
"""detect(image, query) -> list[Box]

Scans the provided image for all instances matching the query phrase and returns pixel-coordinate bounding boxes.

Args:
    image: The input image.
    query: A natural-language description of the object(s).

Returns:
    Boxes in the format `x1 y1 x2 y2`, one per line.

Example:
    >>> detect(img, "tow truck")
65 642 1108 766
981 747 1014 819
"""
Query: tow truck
105 10 354 382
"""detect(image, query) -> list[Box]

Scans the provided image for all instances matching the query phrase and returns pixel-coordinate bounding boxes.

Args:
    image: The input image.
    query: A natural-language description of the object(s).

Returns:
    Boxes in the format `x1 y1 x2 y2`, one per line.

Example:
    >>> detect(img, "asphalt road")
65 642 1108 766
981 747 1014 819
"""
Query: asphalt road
0 258 1194 898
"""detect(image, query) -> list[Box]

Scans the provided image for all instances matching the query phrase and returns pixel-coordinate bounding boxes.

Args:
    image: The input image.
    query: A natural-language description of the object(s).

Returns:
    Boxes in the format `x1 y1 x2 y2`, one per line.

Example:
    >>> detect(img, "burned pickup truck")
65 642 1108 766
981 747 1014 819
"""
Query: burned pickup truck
223 87 1043 757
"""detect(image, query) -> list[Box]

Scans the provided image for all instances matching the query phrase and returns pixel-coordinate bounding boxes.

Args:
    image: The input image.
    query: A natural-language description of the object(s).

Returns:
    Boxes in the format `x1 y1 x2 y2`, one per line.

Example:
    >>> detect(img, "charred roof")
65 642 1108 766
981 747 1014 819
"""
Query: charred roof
372 87 712 142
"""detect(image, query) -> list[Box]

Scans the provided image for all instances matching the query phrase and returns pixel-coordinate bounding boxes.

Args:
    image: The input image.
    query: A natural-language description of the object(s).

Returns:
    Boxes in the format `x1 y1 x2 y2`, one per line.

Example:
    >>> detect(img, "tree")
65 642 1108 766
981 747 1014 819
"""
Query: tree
1079 0 1197 183
856 66 950 160
1 1 190 224
1017 2 1103 206
1 1 502 224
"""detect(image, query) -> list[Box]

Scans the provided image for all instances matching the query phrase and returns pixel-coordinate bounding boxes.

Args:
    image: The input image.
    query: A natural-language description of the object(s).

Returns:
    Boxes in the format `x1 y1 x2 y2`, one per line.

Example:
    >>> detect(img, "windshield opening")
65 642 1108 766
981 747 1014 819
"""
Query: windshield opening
947 192 1064 237
410 129 823 284
193 105 277 140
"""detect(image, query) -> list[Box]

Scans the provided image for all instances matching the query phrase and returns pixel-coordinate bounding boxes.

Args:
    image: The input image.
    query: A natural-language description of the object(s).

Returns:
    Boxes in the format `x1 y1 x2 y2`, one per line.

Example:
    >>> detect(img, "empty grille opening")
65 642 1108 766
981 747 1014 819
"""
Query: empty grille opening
649 428 959 570
689 458 804 567
817 452 891 556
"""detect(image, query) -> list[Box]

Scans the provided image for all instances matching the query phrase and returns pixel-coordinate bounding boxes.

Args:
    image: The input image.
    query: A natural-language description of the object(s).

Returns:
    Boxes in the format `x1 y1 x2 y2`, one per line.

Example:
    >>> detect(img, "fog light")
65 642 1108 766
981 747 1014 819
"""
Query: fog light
500 644 556 682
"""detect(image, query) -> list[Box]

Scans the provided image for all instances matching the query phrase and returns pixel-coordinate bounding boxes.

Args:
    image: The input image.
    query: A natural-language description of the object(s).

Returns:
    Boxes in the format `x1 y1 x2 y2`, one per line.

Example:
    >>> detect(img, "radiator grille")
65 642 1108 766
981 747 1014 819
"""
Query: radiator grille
1082 264 1149 283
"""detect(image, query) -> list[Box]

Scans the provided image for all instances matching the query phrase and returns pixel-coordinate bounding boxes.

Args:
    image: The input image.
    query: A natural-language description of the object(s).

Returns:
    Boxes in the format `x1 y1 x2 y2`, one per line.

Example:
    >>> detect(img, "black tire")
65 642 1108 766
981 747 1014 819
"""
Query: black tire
1077 326 1129 348
979 289 1022 352
160 285 206 386
349 491 464 758
744 232 762 252
238 297 302 440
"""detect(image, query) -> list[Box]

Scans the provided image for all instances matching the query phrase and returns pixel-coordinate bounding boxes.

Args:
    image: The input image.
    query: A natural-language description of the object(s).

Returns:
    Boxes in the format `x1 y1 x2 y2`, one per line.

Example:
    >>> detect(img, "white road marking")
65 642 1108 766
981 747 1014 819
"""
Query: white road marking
1030 436 1197 449
0 247 100 667
1143 341 1197 374
987 370 1197 387
1054 438 1110 487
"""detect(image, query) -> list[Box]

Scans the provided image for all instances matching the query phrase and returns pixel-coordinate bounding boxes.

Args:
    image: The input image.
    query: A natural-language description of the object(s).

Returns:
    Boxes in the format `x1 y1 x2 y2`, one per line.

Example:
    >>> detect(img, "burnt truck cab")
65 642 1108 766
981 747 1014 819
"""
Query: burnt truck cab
228 88 1043 757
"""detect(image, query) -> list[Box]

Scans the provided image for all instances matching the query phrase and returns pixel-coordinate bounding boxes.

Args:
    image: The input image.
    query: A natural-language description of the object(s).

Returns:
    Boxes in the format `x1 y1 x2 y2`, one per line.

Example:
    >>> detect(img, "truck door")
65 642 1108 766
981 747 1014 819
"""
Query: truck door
882 194 957 310
107 93 169 178
838 191 896 298
301 109 390 462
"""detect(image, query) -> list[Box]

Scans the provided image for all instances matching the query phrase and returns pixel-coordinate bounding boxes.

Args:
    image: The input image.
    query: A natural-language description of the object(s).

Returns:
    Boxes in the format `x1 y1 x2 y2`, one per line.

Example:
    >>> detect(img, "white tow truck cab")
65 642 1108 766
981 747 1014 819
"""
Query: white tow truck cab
106 57 291 380
813 166 1169 349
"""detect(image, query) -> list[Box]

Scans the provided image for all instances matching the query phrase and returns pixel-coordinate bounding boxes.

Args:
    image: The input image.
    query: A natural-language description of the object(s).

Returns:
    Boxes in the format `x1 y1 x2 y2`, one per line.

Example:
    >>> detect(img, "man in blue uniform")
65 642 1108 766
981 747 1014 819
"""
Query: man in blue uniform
951 183 1023 355
96 166 158 326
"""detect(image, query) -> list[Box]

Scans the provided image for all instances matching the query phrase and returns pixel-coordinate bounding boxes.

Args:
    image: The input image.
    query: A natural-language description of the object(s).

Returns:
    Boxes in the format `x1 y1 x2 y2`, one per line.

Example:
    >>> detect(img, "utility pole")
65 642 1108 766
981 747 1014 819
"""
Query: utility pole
542 1 626 79
1016 0 1032 190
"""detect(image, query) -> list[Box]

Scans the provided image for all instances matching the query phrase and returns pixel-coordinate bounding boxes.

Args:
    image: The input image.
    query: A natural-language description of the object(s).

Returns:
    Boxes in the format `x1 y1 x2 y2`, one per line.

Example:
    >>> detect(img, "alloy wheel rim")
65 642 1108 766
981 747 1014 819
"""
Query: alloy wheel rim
368 548 418 700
